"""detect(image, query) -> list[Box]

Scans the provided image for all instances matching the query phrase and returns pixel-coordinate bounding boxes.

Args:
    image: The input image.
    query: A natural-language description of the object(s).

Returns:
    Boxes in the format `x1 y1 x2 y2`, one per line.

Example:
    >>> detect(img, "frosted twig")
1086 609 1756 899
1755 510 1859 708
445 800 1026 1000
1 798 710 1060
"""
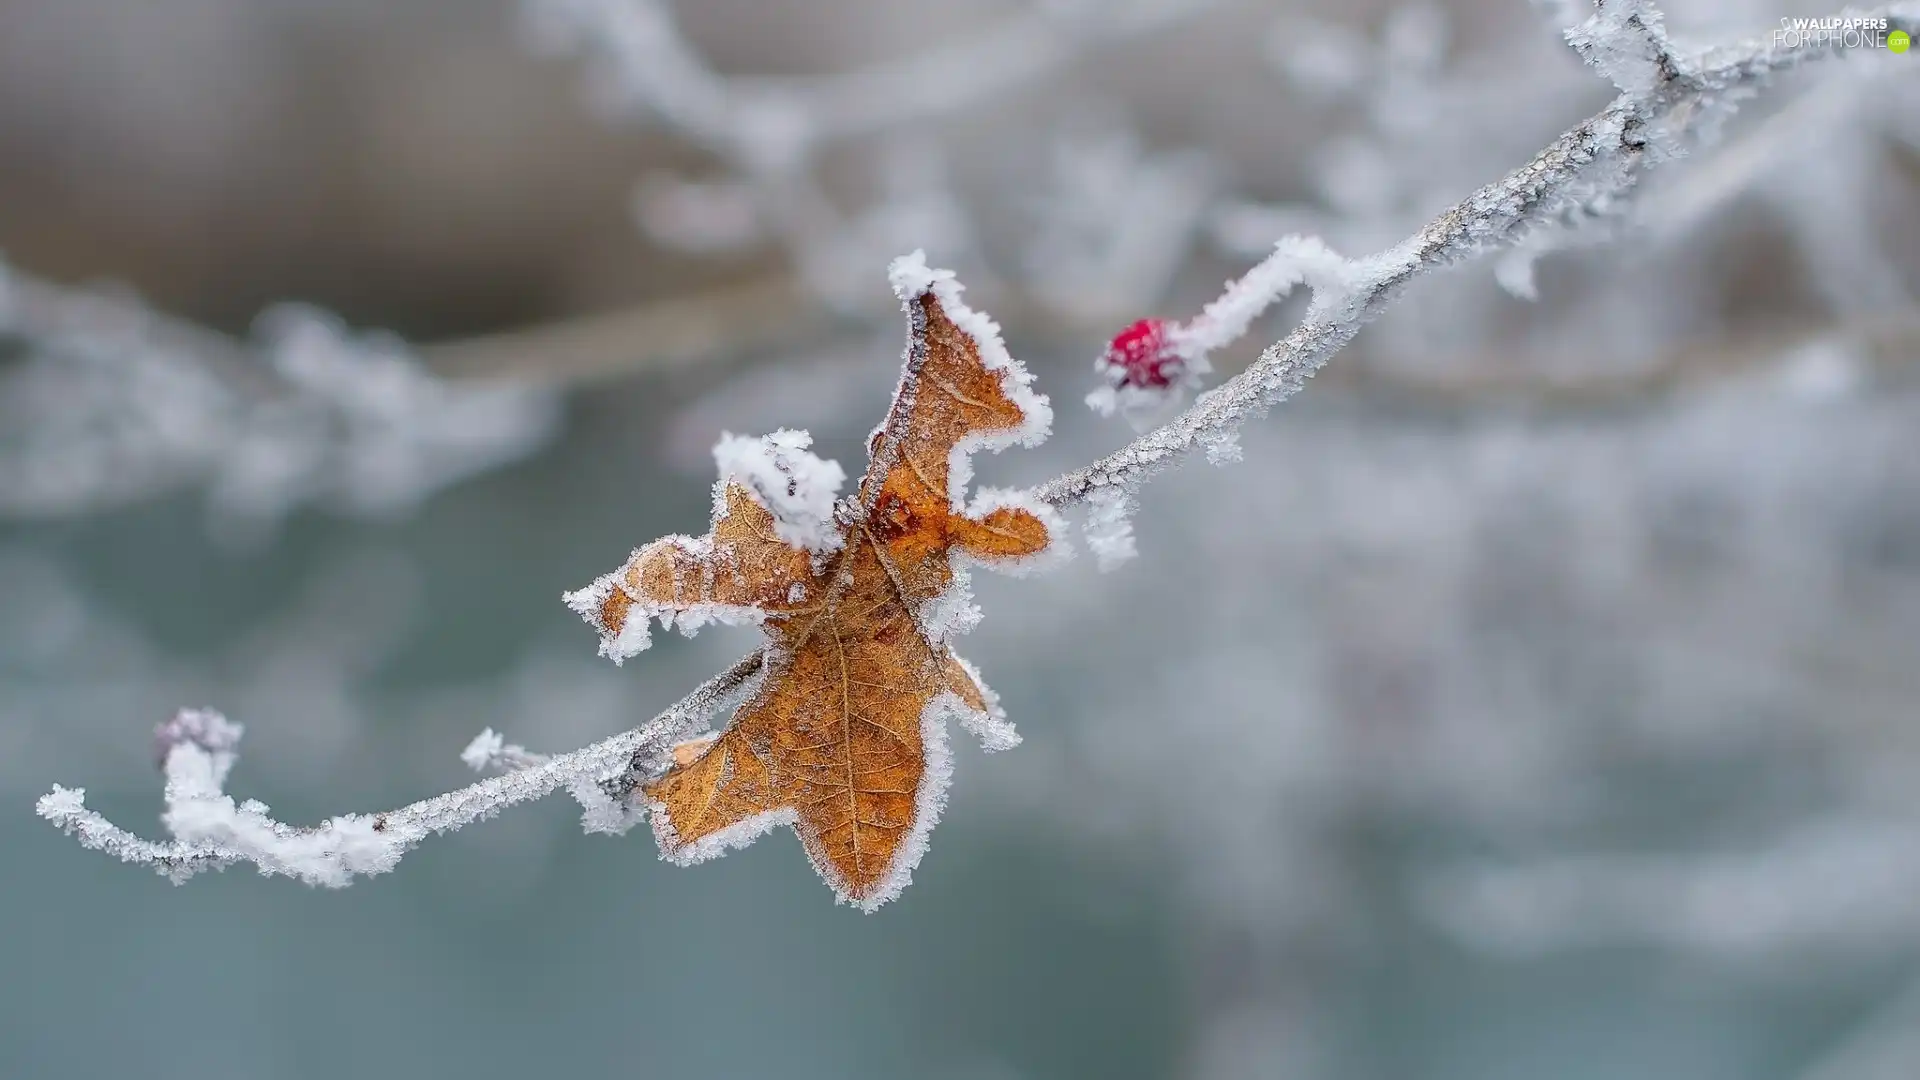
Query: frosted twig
525 0 1226 161
37 654 762 884
1038 1 1917 510
0 264 562 530
525 0 1230 302
38 1 1914 888
460 728 552 773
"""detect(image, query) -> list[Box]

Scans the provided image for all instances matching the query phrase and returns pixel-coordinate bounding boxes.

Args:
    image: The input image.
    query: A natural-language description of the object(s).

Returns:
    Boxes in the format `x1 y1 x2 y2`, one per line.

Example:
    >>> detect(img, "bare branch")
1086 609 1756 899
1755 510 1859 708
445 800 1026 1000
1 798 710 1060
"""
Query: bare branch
1038 1 1919 511
416 275 822 386
525 0 1230 159
38 654 762 884
0 265 563 530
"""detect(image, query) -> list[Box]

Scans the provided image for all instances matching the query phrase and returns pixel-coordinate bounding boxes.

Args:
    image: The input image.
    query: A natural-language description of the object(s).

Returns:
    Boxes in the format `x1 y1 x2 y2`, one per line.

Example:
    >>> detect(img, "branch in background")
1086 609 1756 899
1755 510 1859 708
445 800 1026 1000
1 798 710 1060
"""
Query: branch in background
521 0 1232 307
0 262 562 537
36 0 1917 887
1040 0 1920 514
524 0 1227 157
1416 819 1920 962
418 274 823 386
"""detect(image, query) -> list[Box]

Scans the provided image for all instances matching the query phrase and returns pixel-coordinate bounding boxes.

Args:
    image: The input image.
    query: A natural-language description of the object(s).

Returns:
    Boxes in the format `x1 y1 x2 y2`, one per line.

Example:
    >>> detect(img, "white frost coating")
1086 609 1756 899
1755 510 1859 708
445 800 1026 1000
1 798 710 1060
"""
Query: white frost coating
917 566 984 648
1083 485 1140 572
562 537 768 664
38 784 84 819
1169 235 1350 362
660 598 766 639
886 248 1067 606
647 792 797 869
49 706 408 888
562 568 652 663
525 0 1218 305
886 250 1054 516
461 728 549 773
1494 246 1543 301
949 652 1020 753
959 487 1073 577
959 709 1020 753
1202 429 1244 466
1036 2 1908 515
600 256 1064 903
711 429 846 552
157 707 245 768
651 686 961 909
47 1 1912 906
1563 0 1681 97
605 603 655 658
0 280 561 533
884 250 945 305
569 774 647 836
38 657 765 886
1084 376 1201 424
461 728 505 771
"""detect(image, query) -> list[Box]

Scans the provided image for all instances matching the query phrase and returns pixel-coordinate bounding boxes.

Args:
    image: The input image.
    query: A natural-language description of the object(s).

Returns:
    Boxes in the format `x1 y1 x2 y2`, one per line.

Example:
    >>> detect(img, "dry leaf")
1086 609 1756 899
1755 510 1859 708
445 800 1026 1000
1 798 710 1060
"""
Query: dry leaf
565 252 1064 909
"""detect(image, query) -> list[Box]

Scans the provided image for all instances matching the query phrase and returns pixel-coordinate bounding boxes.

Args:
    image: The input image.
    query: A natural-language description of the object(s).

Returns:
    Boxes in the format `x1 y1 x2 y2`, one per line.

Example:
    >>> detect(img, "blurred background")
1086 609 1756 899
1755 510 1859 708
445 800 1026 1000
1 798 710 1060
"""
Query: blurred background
3 0 1918 1077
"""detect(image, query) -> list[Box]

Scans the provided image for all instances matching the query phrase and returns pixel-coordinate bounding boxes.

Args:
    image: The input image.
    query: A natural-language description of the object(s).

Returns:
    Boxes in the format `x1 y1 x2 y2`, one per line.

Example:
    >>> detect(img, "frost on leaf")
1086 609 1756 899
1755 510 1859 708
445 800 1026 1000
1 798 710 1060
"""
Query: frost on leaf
711 428 847 553
566 252 1063 909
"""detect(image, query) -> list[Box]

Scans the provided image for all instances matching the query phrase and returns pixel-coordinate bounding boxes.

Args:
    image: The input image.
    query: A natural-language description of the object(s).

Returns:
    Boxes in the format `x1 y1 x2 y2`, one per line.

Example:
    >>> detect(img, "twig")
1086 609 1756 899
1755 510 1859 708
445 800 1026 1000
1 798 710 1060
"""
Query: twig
1037 2 1919 509
1310 308 1920 410
1 269 266 390
417 275 824 386
39 654 762 884
527 0 1231 159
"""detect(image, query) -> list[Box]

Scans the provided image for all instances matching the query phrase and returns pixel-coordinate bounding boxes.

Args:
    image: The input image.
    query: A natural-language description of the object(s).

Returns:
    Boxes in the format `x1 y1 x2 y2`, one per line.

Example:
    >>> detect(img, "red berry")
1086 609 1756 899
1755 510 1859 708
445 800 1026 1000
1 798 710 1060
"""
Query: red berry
1104 318 1178 389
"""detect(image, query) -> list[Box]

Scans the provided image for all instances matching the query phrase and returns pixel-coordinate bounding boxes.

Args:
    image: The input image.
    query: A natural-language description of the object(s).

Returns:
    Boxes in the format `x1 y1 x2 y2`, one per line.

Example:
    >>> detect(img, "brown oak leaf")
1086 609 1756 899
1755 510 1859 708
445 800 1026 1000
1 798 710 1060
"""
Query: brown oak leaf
565 253 1065 909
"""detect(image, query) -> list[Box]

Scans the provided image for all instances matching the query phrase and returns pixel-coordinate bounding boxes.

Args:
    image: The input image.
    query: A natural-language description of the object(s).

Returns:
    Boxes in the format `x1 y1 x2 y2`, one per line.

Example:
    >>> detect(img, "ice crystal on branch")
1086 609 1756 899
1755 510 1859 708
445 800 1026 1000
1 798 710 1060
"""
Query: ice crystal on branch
1564 0 1687 97
567 253 1064 908
460 728 549 773
1083 484 1141 572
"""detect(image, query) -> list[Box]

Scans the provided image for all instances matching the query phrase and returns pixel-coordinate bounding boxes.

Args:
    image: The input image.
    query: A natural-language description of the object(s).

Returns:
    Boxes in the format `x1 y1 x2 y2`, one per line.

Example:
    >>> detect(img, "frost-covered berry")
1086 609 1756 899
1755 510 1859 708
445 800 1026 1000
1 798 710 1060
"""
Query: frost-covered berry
1102 318 1178 389
1087 317 1203 421
153 707 242 768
